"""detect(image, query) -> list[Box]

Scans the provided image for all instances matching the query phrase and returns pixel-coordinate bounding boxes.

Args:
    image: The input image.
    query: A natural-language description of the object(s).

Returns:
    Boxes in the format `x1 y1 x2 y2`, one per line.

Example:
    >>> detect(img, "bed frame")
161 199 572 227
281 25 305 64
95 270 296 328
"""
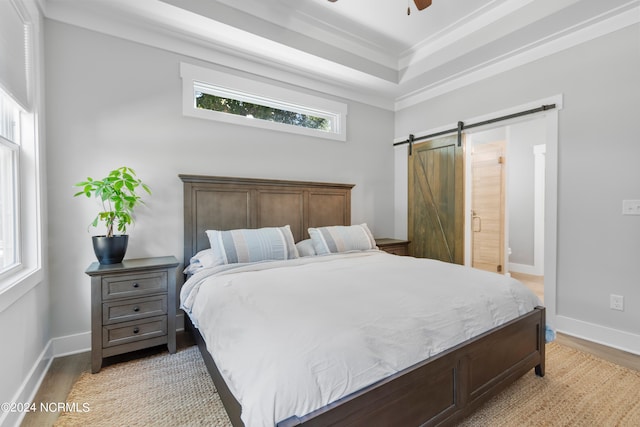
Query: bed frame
180 174 546 427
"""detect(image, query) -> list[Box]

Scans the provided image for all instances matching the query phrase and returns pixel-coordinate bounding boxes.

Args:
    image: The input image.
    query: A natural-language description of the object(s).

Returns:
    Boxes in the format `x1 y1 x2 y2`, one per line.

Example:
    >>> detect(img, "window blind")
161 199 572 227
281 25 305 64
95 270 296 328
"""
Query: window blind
0 0 30 109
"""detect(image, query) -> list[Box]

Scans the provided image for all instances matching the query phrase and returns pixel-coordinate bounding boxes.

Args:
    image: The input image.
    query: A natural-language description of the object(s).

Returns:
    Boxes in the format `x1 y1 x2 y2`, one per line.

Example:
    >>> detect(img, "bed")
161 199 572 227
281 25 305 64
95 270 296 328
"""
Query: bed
179 174 546 427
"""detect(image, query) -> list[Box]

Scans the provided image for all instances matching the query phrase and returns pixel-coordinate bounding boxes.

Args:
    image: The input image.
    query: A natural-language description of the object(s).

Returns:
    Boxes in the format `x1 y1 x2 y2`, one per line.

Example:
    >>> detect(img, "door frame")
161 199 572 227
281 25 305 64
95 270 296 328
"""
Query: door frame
464 119 546 276
394 94 562 327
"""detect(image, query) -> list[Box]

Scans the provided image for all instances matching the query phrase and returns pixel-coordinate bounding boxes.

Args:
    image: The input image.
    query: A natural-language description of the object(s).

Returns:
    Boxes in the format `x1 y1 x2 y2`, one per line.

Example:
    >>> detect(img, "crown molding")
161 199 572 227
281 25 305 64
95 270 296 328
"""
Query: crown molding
43 0 639 112
399 0 537 71
395 2 640 111
44 0 398 110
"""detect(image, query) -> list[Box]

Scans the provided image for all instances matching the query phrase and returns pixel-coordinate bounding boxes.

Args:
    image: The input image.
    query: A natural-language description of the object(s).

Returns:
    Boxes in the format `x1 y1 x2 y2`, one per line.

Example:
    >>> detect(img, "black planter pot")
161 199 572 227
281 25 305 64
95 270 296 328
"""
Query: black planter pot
92 235 129 264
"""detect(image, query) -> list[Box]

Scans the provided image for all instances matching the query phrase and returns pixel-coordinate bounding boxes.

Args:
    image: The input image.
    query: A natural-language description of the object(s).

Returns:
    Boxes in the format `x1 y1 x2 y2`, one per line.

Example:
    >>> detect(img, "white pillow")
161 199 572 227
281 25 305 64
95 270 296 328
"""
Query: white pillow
183 248 218 275
206 225 298 265
295 239 317 257
308 223 377 255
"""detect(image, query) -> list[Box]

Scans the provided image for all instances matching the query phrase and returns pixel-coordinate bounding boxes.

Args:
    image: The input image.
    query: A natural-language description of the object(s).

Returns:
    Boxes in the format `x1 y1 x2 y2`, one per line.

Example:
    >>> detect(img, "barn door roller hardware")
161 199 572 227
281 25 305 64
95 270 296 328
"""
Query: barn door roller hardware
394 104 557 154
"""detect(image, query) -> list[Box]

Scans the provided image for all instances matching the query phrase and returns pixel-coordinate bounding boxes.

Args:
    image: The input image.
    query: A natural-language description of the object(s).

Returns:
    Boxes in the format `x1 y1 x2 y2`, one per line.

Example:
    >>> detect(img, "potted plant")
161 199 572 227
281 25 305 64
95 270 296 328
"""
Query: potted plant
74 166 151 264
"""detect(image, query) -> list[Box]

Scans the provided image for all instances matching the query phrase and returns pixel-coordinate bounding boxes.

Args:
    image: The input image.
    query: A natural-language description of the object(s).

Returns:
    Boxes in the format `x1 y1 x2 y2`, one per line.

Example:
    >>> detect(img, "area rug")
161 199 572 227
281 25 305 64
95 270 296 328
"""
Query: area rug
459 342 640 426
54 346 230 427
55 342 640 426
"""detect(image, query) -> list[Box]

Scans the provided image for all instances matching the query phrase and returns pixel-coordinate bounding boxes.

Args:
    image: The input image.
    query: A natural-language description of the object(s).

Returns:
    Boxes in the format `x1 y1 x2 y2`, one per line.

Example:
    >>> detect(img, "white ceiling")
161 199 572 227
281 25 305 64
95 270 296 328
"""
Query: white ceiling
44 0 639 109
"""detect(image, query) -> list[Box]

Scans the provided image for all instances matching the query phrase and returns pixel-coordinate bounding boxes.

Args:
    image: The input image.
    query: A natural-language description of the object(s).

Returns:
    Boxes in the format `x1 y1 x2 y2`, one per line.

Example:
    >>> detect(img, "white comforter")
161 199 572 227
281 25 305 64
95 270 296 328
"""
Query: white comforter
181 251 541 427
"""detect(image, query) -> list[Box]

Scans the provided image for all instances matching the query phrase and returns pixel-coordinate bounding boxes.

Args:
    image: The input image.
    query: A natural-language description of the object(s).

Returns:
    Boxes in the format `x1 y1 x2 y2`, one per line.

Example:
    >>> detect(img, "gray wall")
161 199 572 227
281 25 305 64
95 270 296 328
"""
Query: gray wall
396 24 640 347
45 20 395 339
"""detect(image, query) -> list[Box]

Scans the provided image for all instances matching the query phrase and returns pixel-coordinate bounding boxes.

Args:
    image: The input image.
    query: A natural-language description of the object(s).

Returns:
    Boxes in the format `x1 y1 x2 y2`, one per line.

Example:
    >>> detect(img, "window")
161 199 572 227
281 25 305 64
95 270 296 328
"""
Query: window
195 86 332 132
0 90 21 275
181 63 347 141
0 0 43 307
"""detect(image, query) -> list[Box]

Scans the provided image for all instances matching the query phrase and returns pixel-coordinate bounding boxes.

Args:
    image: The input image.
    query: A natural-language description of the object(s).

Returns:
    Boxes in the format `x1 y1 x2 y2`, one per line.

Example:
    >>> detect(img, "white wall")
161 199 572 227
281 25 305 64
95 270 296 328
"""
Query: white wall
0 285 51 423
44 20 395 343
395 24 640 353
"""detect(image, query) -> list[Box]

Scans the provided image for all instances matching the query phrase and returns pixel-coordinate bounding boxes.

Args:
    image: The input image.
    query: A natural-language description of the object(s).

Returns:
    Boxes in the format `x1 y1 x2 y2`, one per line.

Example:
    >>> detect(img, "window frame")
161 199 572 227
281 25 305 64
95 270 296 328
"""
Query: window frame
181 62 348 141
0 0 44 313
0 138 21 276
0 89 22 277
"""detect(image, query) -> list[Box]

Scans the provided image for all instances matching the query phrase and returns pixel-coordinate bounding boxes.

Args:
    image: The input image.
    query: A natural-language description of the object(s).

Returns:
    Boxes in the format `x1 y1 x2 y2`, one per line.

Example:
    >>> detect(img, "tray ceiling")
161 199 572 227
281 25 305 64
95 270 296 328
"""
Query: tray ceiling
43 0 639 109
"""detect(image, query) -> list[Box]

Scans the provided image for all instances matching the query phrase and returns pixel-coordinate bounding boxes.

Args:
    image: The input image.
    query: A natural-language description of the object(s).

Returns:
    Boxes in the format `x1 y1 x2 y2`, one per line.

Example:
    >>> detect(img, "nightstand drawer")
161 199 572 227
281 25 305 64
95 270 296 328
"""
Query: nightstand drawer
103 295 167 324
102 316 167 348
381 244 408 256
102 271 167 300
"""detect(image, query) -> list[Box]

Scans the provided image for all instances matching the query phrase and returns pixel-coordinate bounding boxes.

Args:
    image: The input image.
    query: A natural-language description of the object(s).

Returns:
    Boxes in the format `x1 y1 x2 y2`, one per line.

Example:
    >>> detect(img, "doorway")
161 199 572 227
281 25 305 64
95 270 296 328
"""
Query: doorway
395 96 560 324
466 117 547 300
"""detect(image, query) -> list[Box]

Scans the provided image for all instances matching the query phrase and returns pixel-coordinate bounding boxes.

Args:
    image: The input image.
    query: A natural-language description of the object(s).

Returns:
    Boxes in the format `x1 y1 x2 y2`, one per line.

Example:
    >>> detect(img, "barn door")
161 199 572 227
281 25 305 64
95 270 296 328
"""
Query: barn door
408 135 464 264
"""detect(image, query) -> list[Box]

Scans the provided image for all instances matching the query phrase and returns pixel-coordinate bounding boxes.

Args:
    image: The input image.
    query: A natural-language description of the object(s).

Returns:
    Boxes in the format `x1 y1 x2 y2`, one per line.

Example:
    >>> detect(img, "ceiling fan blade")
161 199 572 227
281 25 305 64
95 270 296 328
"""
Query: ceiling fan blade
414 0 432 10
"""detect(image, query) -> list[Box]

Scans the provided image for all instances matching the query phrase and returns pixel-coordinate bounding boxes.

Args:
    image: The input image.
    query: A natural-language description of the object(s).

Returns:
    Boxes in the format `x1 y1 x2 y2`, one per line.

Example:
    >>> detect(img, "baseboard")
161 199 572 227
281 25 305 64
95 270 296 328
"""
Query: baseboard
555 315 640 356
0 341 53 427
508 263 542 276
51 331 91 357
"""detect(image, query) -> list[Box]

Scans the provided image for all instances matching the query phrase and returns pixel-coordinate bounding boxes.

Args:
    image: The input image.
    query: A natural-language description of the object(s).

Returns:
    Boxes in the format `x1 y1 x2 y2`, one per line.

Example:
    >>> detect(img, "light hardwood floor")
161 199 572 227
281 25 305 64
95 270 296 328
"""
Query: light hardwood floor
556 333 640 372
511 271 544 302
20 352 91 427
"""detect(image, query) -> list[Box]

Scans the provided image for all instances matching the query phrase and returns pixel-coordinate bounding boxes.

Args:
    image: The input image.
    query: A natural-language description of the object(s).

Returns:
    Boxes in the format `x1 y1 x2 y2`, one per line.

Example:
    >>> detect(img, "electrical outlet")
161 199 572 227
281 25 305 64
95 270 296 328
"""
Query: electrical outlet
610 294 624 311
622 200 640 215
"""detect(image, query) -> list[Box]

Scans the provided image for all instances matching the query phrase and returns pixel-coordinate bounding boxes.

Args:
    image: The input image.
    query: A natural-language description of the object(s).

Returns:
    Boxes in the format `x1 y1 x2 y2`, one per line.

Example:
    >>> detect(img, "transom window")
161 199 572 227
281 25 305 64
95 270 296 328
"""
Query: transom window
195 84 332 132
181 63 347 141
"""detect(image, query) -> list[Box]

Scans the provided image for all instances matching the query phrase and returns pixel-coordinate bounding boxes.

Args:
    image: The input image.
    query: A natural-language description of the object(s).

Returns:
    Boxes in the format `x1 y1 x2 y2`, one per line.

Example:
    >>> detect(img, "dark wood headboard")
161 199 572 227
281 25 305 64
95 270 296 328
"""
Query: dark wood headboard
180 175 354 264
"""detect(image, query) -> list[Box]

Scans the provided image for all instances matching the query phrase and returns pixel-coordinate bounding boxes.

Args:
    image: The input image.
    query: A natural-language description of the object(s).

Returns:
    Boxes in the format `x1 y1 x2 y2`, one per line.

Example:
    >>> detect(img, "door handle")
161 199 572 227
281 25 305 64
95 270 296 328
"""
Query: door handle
472 212 482 232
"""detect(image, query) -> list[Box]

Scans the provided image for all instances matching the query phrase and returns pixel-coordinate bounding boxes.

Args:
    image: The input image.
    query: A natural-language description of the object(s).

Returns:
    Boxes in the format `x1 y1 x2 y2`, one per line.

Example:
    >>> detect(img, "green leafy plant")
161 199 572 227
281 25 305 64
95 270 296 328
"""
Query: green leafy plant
74 166 151 237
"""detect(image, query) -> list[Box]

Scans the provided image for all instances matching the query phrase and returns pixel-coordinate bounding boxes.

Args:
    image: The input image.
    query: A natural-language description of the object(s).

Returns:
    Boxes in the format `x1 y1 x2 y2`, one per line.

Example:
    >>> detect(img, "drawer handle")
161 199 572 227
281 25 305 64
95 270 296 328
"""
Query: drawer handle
132 283 140 288
133 306 140 312
133 327 140 334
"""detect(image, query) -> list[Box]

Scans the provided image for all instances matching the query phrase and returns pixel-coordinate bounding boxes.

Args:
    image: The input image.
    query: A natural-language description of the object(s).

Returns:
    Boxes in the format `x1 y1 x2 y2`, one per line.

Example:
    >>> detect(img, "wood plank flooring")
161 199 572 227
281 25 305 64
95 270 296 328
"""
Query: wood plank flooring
557 333 640 372
20 352 91 427
511 271 544 302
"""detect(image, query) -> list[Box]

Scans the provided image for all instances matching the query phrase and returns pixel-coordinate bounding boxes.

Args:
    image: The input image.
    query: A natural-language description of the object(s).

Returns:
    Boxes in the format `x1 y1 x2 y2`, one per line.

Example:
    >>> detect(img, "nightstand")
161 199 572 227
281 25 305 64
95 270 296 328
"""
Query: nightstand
85 256 179 373
375 238 410 256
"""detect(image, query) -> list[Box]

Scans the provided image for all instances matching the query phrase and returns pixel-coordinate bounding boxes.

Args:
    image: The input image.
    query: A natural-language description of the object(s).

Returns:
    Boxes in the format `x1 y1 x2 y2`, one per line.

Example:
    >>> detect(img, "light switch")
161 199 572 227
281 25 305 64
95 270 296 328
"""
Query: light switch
622 200 640 215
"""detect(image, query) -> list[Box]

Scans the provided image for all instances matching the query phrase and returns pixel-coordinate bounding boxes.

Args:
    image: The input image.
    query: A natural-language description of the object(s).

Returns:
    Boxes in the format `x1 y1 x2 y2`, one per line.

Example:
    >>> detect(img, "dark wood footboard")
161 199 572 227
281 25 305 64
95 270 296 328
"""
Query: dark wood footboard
188 306 545 427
